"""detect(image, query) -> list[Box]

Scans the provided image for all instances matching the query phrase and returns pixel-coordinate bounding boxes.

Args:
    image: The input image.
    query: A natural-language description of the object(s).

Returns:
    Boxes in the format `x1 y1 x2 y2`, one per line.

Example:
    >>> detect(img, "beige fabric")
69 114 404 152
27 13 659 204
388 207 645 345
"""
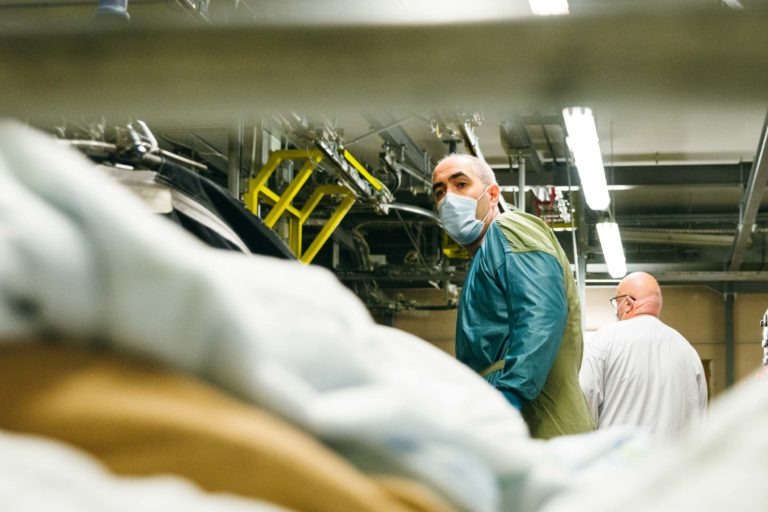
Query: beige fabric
0 342 454 512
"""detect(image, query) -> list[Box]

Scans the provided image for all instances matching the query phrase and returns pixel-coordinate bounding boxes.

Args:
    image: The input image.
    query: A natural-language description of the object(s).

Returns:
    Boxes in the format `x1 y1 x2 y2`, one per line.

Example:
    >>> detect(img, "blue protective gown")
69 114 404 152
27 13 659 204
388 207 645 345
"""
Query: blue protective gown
456 210 594 438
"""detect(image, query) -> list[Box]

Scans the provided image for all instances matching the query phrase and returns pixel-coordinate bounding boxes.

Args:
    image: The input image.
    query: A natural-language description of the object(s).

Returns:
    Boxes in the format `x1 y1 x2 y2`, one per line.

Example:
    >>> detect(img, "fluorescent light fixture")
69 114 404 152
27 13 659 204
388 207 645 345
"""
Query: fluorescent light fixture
596 221 627 278
562 106 610 211
529 0 569 16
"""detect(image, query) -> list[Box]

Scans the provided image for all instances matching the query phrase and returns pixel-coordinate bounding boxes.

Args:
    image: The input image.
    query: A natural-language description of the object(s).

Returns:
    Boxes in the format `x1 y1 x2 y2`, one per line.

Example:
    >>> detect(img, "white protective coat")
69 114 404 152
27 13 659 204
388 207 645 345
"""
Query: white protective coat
579 315 708 441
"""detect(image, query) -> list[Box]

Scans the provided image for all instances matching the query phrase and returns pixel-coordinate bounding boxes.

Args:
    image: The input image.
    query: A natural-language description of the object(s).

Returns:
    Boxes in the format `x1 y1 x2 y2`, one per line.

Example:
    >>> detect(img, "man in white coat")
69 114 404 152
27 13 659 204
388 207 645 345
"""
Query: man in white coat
579 271 708 441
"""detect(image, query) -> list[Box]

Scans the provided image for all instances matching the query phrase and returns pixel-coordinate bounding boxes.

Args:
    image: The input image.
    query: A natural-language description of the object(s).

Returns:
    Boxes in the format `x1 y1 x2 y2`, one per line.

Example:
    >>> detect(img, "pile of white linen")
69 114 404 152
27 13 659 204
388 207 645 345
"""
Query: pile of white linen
0 120 542 512
0 430 286 512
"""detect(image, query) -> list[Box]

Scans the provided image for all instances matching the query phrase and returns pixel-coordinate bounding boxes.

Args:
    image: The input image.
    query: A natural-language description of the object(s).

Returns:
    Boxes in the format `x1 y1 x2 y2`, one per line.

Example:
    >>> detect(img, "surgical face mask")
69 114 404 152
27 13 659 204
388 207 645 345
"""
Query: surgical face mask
438 187 491 246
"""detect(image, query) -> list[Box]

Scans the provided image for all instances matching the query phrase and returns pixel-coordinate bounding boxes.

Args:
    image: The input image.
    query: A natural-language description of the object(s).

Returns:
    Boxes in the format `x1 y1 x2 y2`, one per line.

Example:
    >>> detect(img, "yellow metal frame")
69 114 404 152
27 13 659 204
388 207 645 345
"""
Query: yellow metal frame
343 149 383 191
441 233 470 260
243 149 358 264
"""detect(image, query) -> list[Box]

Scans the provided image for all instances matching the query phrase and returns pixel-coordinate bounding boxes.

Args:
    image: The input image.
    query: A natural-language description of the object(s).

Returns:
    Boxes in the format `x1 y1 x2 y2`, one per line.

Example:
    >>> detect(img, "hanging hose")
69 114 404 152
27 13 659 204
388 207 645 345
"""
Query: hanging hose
96 0 130 21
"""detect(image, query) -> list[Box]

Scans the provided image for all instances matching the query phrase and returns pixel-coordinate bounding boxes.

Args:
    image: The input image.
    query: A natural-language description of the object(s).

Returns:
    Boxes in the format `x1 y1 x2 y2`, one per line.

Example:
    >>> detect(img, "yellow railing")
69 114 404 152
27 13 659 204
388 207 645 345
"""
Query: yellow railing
243 149 360 264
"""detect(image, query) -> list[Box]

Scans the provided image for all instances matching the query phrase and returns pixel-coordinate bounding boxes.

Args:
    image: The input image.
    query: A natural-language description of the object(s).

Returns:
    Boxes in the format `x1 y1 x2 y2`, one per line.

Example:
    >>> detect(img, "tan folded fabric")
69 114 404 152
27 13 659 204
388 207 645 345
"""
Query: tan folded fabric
0 341 455 512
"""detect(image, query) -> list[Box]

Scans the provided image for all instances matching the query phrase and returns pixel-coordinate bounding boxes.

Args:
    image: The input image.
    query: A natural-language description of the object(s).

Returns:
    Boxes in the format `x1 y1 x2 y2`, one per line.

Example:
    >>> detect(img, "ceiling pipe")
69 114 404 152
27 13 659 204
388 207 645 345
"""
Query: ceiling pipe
728 110 768 270
499 116 545 173
95 0 129 20
588 270 768 283
382 202 441 225
621 229 735 247
458 121 485 161
362 112 433 180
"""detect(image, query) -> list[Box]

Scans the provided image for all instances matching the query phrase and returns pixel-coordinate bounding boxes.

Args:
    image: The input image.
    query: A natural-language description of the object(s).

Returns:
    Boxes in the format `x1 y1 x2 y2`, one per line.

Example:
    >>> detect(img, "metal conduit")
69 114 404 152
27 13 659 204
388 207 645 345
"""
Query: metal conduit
96 0 129 19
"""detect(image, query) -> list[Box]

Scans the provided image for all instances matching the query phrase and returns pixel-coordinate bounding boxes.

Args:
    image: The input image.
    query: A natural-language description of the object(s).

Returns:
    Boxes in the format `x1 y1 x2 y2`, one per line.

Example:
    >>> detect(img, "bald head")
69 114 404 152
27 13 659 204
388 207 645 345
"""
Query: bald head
432 154 498 188
431 154 502 252
615 271 663 320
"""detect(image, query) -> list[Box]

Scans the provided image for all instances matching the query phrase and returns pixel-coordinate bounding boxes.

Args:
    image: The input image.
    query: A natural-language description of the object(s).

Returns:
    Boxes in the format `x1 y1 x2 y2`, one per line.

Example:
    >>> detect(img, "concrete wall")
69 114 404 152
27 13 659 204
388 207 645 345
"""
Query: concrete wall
391 288 457 356
390 286 768 397
587 285 725 396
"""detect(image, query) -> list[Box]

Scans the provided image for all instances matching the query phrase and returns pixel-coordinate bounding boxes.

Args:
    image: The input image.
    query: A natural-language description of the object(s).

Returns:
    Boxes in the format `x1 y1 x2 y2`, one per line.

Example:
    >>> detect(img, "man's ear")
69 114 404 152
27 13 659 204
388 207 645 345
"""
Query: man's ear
488 184 500 207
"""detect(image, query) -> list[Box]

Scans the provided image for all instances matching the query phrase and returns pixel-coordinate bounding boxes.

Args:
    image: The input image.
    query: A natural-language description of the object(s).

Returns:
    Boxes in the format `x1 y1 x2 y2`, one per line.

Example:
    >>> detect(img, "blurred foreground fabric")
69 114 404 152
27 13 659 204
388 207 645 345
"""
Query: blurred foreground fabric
0 427 288 512
0 121 539 511
0 342 452 512
2 120 768 512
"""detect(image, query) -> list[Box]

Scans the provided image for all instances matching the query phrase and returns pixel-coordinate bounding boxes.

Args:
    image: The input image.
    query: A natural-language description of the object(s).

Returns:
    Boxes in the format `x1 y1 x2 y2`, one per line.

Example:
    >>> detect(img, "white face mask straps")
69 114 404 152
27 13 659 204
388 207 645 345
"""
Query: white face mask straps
476 185 490 203
475 185 494 222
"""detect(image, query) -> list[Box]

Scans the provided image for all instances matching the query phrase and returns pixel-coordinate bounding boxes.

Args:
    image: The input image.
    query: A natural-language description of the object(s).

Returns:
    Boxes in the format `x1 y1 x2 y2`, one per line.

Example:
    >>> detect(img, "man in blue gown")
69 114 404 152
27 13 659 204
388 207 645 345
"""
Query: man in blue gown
432 154 593 438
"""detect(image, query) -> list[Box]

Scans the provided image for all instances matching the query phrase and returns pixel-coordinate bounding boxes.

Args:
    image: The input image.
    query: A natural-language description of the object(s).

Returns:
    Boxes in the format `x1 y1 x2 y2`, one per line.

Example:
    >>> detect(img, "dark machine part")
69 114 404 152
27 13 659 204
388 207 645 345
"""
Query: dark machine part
65 121 294 259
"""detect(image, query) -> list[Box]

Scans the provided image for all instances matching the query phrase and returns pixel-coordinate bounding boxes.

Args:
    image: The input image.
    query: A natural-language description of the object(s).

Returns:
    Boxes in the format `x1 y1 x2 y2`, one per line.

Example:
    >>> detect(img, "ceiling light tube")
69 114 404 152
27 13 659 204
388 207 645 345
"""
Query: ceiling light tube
529 0 569 15
596 221 627 278
562 106 610 211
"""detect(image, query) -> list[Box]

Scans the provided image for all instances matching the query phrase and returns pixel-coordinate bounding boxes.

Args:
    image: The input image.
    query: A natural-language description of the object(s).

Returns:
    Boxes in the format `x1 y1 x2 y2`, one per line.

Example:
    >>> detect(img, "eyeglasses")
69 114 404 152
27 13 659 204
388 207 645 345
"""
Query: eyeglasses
609 294 635 309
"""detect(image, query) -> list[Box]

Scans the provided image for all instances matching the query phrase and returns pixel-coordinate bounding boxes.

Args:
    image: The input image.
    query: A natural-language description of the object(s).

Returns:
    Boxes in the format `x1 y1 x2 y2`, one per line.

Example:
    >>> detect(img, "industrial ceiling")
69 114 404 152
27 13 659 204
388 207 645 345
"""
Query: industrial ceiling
2 0 768 309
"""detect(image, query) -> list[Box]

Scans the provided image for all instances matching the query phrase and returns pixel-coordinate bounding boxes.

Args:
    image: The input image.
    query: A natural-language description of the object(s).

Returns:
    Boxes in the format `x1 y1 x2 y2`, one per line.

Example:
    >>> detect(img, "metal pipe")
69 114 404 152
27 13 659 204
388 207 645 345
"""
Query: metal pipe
729 110 768 270
541 122 558 165
227 116 244 198
575 182 587 330
157 149 207 170
621 229 735 247
394 162 432 188
96 0 129 20
518 151 526 212
384 202 441 225
394 209 430 270
725 288 735 387
190 133 227 162
459 122 485 161
346 114 415 146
